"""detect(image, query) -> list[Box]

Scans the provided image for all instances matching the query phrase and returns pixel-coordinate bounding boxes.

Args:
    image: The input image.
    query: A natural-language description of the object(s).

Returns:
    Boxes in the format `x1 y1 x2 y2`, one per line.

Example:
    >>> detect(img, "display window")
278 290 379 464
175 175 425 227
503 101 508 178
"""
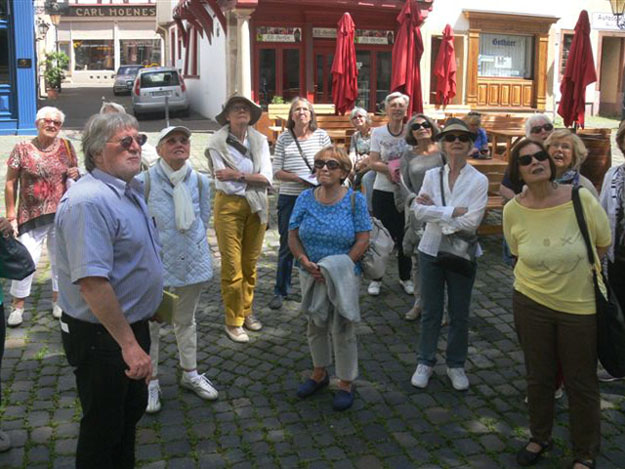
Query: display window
478 33 534 79
73 40 114 70
120 39 161 67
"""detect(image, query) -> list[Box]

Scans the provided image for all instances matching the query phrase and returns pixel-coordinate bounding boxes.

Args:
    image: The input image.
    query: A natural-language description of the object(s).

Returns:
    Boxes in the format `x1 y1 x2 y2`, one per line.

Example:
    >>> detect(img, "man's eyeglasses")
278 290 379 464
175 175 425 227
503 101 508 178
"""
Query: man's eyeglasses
313 159 341 170
530 123 554 134
42 118 62 127
108 134 148 149
442 134 471 143
410 122 432 131
518 150 549 166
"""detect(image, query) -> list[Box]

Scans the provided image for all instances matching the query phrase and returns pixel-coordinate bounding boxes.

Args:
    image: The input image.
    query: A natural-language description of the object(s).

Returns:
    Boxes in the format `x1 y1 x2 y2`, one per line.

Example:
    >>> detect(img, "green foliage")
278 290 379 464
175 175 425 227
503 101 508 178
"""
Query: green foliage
44 52 69 89
271 95 285 104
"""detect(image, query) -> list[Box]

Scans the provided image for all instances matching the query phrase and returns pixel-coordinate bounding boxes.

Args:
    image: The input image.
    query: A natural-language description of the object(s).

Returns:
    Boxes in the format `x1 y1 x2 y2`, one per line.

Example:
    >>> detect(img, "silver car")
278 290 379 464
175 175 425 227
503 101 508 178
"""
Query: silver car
113 65 143 95
132 67 190 119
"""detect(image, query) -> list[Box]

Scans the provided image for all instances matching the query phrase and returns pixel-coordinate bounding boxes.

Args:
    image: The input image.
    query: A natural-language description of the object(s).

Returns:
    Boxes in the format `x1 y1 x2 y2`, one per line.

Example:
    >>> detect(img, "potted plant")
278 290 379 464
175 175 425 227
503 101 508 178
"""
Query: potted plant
44 51 69 98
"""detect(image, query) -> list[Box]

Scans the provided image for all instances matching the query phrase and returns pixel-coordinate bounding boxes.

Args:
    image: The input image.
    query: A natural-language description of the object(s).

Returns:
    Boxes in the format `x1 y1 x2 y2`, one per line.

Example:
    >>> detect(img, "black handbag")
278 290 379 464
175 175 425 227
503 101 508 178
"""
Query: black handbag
0 235 36 280
435 167 478 277
572 186 625 377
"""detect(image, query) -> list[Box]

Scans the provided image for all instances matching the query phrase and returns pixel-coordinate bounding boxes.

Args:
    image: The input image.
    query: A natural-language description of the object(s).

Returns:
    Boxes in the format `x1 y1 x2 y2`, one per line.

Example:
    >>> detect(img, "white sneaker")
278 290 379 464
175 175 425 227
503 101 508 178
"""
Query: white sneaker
447 367 469 391
243 314 262 331
146 382 161 414
554 386 564 400
405 305 421 321
181 373 218 400
7 307 23 327
52 302 62 319
399 279 415 295
411 364 433 388
367 280 381 296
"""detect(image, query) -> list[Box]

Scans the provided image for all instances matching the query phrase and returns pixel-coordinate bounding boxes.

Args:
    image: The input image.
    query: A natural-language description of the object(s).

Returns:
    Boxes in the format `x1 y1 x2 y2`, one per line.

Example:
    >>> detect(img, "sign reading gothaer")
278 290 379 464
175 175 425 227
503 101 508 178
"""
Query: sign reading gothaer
67 5 156 17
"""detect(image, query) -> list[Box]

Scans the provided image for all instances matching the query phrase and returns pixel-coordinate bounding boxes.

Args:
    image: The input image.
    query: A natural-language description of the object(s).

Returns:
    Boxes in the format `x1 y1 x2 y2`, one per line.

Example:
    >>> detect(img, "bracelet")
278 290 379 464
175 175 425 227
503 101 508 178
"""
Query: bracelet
298 254 307 263
238 173 245 183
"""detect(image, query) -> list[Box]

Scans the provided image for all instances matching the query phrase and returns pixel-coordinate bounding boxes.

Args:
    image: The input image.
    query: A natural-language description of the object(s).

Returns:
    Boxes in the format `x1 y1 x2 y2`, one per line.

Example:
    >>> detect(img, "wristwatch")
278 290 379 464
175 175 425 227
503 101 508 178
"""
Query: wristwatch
238 173 245 183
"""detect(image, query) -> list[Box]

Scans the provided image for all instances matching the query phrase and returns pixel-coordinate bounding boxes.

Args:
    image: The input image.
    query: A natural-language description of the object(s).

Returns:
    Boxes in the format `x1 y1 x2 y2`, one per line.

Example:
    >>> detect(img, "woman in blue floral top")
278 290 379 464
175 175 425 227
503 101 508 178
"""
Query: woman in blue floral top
289 146 371 411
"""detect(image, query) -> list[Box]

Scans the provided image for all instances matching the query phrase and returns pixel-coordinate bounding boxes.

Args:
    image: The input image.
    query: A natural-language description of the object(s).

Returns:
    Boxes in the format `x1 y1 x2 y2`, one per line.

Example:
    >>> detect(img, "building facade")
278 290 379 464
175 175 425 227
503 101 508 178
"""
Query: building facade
162 0 625 120
0 0 37 135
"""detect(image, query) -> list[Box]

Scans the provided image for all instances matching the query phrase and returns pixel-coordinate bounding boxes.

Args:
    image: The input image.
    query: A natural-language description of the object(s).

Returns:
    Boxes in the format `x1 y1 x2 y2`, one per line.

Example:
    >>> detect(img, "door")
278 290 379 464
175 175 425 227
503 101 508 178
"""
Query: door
256 46 302 109
314 49 334 103
0 0 14 120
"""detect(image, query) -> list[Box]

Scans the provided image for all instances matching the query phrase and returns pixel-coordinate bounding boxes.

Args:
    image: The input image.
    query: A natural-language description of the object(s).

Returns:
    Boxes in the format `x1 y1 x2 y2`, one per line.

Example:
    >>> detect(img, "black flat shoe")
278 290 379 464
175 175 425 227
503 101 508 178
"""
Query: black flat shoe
572 459 595 469
516 438 553 466
296 373 329 398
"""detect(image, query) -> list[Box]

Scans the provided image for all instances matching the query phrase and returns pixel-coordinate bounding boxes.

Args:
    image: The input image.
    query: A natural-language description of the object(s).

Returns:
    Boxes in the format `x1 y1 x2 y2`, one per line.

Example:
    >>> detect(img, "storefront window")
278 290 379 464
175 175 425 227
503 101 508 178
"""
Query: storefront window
119 39 161 67
73 40 114 70
315 52 333 103
356 51 370 110
560 33 574 79
376 51 392 110
282 49 300 102
478 33 534 79
259 49 276 107
59 43 70 71
0 29 8 84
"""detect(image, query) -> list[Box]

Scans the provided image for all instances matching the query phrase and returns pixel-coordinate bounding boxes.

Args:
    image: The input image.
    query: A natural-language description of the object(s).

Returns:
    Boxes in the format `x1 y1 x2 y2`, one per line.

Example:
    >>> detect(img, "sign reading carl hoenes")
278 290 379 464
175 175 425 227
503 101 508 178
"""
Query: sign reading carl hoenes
68 5 156 17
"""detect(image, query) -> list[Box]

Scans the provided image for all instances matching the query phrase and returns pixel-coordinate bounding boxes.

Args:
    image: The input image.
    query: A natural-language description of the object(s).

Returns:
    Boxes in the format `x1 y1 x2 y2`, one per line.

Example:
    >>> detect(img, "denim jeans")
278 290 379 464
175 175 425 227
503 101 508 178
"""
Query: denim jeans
274 194 298 297
418 251 476 368
0 304 4 405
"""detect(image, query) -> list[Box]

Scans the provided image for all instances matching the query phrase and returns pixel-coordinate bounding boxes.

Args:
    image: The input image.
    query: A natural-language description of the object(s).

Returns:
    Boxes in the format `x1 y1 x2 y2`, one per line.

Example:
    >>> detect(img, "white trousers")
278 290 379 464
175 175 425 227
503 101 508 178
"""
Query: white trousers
10 223 58 299
149 283 204 377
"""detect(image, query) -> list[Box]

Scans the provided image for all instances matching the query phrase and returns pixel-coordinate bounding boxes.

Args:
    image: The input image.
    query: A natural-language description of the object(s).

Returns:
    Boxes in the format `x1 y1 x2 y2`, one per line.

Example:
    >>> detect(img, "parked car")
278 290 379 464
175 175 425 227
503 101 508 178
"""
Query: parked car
132 67 190 119
113 65 143 95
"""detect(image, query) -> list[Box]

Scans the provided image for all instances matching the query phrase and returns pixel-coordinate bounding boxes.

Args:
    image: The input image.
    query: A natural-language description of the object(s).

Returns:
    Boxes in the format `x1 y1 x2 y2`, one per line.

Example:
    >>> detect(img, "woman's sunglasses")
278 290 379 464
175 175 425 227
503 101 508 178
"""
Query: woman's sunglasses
518 150 549 166
314 159 341 170
530 123 554 134
109 134 148 149
442 134 471 143
410 122 431 131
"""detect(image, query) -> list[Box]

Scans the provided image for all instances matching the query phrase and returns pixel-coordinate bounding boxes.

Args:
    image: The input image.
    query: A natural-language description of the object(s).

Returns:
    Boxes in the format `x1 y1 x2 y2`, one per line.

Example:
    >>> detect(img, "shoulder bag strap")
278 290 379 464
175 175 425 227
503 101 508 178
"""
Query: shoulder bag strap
290 129 313 173
571 185 595 266
143 168 151 202
439 167 446 206
63 139 77 167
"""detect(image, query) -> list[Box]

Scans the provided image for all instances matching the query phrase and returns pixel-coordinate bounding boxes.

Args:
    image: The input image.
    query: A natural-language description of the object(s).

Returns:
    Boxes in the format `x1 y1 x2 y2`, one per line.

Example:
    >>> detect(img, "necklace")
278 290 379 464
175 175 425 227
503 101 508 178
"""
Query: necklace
387 123 404 137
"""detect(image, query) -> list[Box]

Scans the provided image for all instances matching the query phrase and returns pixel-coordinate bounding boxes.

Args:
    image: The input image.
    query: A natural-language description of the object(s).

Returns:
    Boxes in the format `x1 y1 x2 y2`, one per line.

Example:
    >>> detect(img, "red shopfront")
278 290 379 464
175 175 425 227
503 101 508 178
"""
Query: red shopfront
250 0 404 112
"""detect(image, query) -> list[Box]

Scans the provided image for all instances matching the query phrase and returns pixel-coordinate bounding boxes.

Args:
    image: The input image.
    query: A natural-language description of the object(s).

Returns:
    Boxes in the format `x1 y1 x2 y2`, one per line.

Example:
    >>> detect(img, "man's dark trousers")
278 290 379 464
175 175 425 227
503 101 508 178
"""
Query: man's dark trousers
61 313 150 469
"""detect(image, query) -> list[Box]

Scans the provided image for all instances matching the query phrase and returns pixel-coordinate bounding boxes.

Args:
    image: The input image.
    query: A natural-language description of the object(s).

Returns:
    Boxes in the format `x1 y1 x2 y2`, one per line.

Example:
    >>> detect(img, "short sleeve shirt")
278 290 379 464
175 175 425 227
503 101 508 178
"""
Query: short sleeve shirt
370 125 408 192
289 188 372 273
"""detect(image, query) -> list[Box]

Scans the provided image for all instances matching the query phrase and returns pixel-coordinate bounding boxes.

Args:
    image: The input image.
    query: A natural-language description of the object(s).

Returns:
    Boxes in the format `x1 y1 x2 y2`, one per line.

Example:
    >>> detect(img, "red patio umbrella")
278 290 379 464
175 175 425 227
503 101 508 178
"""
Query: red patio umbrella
391 0 424 116
557 10 597 128
331 13 358 115
433 24 456 106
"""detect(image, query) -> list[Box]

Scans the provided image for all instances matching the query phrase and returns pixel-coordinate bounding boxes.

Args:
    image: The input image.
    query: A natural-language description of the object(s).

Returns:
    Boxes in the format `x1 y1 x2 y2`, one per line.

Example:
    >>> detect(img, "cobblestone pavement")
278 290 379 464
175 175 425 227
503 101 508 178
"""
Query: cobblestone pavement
0 133 624 468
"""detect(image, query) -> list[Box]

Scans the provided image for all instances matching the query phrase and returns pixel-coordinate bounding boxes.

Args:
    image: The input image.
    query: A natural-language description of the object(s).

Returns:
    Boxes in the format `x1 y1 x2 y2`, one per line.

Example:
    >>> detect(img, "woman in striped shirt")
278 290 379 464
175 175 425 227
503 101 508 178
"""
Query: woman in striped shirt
269 98 331 310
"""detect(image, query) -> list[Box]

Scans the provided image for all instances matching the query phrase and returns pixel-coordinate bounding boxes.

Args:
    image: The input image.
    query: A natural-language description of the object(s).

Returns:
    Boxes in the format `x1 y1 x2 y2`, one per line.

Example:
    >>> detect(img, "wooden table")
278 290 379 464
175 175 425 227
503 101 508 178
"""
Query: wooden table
489 128 525 161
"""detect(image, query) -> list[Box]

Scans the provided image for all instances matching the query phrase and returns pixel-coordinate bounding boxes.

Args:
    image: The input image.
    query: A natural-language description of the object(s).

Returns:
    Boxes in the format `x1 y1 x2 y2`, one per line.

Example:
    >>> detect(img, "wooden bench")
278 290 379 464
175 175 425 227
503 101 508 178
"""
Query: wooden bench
315 114 387 148
469 158 508 235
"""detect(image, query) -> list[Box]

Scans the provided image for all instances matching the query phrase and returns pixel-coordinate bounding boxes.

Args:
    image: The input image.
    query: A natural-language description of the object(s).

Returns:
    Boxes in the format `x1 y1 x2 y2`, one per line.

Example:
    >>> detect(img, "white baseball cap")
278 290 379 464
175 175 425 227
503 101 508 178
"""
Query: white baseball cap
157 126 191 146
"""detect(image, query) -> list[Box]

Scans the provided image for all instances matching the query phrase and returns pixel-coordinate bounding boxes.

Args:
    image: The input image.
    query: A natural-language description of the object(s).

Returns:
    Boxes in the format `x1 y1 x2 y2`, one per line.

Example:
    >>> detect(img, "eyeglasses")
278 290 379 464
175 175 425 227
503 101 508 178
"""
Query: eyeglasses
518 150 549 166
442 134 471 143
530 123 554 134
42 118 62 127
108 134 148 149
165 136 190 145
230 104 250 113
410 122 432 131
313 159 341 170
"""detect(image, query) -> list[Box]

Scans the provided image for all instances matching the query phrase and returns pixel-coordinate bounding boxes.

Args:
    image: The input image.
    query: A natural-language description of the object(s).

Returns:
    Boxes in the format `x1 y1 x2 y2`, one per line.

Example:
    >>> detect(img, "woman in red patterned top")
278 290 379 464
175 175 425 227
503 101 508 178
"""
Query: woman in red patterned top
4 106 79 327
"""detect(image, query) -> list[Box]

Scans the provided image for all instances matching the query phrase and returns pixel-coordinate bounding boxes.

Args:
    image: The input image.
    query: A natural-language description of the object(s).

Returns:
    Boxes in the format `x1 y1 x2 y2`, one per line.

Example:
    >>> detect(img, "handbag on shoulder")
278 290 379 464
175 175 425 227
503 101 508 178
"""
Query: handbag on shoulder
572 186 625 377
0 235 36 280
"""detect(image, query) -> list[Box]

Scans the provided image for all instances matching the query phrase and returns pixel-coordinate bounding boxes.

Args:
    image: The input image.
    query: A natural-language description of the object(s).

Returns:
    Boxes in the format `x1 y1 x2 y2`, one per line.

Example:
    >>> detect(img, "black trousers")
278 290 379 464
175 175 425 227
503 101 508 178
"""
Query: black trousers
0 304 5 405
61 313 150 469
372 189 411 281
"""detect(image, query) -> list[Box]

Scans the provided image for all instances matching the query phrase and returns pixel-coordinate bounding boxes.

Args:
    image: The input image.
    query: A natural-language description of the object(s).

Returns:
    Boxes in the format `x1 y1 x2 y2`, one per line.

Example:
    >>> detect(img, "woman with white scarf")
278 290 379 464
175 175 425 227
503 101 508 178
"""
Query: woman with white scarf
139 126 217 414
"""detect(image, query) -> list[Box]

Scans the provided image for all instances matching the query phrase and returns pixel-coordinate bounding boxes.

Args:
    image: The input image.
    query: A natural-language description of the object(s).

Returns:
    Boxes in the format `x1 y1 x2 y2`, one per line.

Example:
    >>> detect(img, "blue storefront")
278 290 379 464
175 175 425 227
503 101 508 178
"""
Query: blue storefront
0 0 37 135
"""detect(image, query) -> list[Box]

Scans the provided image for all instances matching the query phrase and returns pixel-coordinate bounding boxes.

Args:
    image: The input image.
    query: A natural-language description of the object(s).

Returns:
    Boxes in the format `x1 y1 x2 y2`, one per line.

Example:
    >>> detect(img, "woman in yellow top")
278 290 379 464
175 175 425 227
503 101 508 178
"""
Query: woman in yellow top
503 138 610 469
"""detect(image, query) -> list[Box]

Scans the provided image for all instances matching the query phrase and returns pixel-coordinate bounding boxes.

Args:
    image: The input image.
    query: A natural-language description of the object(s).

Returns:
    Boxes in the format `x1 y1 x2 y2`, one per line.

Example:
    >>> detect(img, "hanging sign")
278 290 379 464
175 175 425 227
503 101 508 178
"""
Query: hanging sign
256 27 302 43
355 29 394 45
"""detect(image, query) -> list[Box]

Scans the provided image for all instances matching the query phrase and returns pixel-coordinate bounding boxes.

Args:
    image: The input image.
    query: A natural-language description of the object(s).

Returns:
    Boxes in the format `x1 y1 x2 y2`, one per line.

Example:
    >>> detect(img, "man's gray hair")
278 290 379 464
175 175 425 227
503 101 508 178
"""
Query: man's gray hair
349 106 370 124
524 113 552 137
82 113 138 172
384 91 410 109
36 106 66 124
99 101 127 114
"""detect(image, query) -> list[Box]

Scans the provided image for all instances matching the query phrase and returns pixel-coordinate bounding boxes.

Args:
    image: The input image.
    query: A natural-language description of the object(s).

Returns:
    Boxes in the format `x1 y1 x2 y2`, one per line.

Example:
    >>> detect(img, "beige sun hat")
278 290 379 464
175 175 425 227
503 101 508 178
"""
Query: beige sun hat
215 94 262 126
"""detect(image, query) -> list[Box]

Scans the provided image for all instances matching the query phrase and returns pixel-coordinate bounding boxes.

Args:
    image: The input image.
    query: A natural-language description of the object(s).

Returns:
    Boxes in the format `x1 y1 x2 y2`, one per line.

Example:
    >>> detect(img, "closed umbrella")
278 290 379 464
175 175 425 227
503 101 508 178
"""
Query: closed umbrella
557 10 597 128
331 13 358 115
391 0 424 116
433 24 456 106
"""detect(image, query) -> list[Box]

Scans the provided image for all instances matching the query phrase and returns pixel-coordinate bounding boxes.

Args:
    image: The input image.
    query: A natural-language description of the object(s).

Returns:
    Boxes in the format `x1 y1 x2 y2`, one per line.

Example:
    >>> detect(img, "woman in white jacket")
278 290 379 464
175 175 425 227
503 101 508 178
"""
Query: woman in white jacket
139 126 217 413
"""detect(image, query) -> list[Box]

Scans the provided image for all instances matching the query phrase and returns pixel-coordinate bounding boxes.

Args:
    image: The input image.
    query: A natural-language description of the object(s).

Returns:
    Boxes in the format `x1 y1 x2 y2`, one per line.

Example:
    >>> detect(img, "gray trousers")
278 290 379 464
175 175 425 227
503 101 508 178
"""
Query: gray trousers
307 311 358 382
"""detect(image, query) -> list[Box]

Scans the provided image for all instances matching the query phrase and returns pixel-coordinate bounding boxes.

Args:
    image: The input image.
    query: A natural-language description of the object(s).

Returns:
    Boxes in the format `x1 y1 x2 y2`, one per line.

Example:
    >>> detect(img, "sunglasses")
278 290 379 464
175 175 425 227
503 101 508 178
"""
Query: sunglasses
165 136 190 145
410 122 432 131
530 123 554 134
42 118 62 127
313 159 341 170
109 134 148 149
442 134 471 143
518 150 549 166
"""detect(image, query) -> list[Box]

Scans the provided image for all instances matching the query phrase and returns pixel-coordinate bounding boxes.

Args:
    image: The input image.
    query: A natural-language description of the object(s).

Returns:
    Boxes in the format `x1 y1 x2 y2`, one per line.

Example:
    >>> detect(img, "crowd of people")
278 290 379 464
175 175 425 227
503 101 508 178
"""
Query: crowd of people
0 95 623 469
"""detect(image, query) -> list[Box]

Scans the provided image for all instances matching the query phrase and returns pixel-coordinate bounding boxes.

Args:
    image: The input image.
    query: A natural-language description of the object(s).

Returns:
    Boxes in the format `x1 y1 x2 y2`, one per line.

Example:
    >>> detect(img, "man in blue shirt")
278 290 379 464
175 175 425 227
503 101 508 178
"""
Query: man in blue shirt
55 112 163 468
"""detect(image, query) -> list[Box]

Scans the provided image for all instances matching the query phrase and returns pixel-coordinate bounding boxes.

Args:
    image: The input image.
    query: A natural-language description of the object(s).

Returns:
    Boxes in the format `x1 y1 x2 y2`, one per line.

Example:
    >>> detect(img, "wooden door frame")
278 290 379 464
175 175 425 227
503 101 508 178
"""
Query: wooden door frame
253 42 304 104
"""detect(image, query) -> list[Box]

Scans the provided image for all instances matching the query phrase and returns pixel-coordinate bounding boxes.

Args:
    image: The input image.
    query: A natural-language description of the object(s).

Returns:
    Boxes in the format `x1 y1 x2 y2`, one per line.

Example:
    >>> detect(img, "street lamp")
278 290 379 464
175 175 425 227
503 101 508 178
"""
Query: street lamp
49 11 61 54
37 20 50 41
608 0 625 29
